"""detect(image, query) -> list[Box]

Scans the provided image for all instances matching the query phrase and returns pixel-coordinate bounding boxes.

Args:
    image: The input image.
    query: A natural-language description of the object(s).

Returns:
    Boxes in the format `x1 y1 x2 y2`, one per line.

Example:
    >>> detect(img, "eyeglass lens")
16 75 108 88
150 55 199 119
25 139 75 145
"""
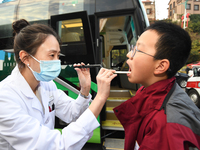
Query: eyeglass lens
131 45 136 58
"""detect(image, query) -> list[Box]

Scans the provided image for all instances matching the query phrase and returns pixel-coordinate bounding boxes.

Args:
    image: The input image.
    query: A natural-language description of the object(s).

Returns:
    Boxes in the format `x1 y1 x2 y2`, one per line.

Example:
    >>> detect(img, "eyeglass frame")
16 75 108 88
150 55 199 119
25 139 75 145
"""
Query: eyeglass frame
130 45 156 59
130 45 172 72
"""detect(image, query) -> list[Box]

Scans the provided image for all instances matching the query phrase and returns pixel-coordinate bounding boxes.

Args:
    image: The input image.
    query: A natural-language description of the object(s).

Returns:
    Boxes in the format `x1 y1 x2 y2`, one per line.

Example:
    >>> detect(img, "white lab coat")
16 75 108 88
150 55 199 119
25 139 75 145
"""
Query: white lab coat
0 66 99 150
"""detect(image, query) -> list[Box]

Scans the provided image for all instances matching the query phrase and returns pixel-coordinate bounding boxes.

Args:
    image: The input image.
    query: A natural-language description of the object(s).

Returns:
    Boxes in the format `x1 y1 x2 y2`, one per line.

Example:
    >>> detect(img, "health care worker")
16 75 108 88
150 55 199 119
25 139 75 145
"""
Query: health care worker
0 19 117 150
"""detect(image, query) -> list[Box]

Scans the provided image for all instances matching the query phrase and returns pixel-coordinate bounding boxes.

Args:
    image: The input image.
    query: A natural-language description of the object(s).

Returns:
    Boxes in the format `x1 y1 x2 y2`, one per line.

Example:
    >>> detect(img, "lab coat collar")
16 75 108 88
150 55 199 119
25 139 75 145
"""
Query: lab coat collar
31 94 44 115
30 85 49 116
12 66 51 123
12 66 35 99
37 84 50 118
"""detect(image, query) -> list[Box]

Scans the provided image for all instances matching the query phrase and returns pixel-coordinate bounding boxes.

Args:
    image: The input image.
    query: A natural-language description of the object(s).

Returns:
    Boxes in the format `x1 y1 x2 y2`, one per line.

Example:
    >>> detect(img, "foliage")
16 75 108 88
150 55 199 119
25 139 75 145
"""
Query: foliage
185 15 200 63
188 21 200 33
189 14 200 23
185 28 200 63
187 14 200 34
187 39 200 63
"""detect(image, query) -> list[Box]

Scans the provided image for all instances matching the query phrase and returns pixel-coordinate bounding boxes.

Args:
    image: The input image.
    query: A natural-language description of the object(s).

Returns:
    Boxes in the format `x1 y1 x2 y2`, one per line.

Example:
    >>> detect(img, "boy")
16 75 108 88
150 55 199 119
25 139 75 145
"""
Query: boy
114 21 200 150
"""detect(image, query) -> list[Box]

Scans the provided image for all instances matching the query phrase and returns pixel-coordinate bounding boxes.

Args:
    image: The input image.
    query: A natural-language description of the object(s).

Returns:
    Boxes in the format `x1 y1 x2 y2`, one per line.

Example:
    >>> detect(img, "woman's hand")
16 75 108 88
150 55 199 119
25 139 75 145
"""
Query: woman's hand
95 68 117 101
74 62 91 97
89 68 117 118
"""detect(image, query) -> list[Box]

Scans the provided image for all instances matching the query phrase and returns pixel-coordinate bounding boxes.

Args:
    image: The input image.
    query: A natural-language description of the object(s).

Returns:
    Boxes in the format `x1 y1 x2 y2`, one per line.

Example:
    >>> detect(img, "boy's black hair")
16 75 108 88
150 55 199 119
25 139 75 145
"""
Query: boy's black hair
146 21 191 78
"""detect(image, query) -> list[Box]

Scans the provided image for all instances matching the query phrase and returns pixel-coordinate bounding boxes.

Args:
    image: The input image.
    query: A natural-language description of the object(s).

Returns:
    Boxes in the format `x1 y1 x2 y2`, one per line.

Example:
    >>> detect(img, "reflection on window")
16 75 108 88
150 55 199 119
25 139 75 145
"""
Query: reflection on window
18 0 49 22
0 0 16 38
58 19 84 43
0 0 15 3
111 47 127 67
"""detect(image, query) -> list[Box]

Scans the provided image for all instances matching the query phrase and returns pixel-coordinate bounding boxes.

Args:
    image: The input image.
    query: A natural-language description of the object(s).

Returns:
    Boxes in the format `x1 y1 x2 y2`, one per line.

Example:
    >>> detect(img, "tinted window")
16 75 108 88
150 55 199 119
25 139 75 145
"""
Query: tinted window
58 19 85 43
58 0 84 14
18 0 49 22
111 47 127 67
0 1 16 38
96 0 133 12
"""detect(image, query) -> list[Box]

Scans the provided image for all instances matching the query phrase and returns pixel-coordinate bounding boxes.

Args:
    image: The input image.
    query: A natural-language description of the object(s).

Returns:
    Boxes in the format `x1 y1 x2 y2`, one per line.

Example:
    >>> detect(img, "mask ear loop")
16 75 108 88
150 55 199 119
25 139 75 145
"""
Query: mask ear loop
27 64 34 72
29 54 40 63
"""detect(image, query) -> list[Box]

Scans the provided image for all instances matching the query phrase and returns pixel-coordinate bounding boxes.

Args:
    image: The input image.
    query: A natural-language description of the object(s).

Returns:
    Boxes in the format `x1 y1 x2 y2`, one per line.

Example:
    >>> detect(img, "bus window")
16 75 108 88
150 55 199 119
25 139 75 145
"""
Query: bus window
51 11 95 65
124 16 137 47
18 0 49 23
110 45 127 70
0 1 16 38
100 15 137 69
56 18 87 56
96 0 133 12
58 19 85 43
58 0 84 14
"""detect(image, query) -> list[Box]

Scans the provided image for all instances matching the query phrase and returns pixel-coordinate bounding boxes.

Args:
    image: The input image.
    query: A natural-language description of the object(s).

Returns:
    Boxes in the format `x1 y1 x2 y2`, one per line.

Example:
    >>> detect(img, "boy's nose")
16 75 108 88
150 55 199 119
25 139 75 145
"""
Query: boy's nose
126 51 131 58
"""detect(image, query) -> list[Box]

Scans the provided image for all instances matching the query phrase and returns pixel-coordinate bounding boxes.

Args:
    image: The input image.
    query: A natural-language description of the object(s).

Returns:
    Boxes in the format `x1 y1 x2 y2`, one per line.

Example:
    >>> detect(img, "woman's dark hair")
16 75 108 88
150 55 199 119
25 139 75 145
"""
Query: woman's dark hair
12 19 61 68
146 21 192 78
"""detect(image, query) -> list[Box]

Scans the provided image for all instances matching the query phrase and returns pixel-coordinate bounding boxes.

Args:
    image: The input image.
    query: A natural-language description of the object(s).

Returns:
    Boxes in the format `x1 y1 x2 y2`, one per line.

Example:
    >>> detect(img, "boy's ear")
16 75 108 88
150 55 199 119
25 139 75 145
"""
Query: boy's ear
19 50 30 65
154 59 170 75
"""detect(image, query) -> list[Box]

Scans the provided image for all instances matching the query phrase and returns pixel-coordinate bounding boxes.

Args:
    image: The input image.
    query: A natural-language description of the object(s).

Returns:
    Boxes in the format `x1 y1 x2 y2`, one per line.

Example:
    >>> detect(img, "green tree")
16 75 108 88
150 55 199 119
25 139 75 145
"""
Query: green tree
189 14 200 23
187 39 200 63
188 21 200 33
185 28 200 63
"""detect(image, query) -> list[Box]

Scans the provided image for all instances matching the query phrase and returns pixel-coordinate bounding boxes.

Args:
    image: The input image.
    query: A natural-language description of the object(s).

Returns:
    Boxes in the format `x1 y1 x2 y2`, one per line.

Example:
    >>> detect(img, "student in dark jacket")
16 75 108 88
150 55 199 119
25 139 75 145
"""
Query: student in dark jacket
114 21 200 150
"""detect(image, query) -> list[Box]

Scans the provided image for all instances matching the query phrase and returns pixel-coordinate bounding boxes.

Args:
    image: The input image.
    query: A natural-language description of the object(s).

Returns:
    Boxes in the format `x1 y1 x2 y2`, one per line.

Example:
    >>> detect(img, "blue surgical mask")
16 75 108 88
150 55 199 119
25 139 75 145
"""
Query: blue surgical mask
27 55 61 82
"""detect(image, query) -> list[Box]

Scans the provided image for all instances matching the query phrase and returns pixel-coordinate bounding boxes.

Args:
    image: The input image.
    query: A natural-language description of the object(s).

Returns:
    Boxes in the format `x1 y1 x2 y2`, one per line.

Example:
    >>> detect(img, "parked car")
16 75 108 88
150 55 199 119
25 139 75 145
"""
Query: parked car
187 61 200 68
175 72 189 88
186 66 200 108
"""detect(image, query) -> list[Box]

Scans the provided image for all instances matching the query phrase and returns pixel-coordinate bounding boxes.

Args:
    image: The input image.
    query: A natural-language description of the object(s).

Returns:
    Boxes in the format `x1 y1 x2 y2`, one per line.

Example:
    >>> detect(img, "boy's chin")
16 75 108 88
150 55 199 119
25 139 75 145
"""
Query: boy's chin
128 78 138 84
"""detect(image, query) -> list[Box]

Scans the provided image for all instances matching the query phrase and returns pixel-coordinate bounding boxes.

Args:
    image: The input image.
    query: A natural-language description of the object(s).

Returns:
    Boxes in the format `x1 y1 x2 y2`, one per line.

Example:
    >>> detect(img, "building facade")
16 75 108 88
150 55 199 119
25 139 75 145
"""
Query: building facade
168 0 200 21
142 0 156 22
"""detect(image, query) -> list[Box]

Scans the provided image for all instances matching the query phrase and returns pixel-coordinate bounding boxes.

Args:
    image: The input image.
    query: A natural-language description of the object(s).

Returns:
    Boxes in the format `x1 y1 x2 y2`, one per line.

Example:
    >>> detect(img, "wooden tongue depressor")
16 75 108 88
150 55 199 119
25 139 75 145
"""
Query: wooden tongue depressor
114 71 131 74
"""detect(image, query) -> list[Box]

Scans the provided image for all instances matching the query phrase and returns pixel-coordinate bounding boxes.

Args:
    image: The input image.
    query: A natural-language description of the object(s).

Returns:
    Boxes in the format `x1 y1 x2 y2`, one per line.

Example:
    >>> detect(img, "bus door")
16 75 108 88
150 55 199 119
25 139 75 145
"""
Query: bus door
95 5 149 148
50 11 101 145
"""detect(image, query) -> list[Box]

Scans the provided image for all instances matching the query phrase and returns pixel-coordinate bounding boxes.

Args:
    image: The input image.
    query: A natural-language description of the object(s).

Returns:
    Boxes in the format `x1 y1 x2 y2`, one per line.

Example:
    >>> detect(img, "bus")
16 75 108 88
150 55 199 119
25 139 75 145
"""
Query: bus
0 0 149 149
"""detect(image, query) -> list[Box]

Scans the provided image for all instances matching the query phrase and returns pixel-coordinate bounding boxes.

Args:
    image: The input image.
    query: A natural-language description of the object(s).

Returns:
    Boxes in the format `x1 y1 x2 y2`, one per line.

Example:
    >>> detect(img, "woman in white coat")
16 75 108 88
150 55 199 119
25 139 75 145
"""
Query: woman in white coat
0 19 117 150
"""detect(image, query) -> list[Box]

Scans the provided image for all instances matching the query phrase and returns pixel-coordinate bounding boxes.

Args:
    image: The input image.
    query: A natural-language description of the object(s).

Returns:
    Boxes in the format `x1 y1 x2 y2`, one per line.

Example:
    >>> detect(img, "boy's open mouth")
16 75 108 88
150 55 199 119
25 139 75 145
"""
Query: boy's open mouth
127 68 131 76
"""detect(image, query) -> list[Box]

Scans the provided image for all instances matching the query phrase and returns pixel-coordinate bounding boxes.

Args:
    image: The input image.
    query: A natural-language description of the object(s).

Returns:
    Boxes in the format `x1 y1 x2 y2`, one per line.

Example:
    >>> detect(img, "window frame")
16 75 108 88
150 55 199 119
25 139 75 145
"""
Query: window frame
186 4 191 10
146 8 152 15
194 4 199 10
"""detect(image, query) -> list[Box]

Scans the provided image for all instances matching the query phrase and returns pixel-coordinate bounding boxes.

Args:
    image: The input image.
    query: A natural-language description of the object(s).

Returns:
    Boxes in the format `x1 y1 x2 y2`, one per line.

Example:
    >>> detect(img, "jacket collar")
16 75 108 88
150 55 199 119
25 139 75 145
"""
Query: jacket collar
114 77 176 124
113 77 176 149
12 66 35 99
133 77 176 113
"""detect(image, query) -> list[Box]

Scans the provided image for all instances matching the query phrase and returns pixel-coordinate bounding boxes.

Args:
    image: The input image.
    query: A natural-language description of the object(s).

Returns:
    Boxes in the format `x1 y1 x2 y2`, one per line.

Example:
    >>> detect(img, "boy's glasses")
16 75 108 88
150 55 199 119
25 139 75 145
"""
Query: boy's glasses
130 45 155 59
